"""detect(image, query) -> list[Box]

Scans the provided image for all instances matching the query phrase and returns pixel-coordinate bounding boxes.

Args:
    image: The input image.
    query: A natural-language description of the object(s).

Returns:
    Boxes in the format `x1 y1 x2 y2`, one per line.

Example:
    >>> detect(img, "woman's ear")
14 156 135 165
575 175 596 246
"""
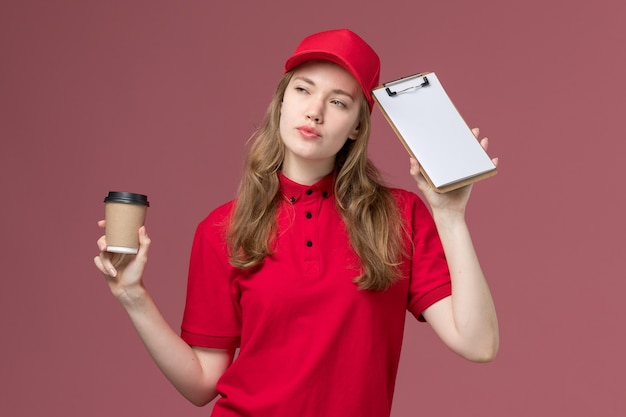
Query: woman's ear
348 123 360 141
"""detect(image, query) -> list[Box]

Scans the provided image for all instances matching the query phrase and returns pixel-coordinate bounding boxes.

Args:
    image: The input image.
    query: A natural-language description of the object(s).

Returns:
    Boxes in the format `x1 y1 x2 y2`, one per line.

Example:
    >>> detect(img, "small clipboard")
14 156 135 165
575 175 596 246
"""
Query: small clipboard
372 72 497 193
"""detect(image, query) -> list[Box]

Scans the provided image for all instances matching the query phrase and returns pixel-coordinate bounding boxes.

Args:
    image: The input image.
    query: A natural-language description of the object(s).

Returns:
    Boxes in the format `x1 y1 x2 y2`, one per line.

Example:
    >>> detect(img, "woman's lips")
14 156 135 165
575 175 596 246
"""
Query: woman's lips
296 126 321 139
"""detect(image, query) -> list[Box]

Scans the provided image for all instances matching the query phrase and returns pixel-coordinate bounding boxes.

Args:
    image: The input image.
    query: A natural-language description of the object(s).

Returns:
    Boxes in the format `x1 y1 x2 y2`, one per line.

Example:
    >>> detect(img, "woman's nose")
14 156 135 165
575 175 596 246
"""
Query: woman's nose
305 101 323 123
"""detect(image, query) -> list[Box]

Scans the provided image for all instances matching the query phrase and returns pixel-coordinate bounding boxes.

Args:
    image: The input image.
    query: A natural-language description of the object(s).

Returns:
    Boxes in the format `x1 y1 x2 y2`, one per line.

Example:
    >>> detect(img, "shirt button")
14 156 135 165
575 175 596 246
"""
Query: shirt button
305 189 313 195
306 240 313 247
322 191 328 198
305 211 312 219
289 196 295 203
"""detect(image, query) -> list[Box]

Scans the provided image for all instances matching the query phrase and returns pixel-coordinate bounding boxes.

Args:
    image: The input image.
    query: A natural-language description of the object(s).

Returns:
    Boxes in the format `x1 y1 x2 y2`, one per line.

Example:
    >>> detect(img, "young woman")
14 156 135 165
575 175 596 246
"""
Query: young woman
94 29 499 417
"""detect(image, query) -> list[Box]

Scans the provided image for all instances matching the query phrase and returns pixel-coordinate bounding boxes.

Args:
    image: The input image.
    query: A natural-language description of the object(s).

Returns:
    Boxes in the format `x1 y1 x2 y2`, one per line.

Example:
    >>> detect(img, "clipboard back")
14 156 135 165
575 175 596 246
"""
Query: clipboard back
372 72 496 193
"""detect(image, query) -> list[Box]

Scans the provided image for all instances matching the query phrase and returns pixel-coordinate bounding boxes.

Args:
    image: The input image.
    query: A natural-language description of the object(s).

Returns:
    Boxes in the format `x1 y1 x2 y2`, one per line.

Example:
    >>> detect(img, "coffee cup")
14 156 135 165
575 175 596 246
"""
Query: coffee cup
103 191 150 254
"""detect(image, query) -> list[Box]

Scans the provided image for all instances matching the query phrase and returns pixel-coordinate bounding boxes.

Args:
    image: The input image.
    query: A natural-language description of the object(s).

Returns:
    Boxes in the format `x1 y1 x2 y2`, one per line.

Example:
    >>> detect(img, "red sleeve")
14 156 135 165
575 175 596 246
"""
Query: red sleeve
180 201 241 349
394 190 452 322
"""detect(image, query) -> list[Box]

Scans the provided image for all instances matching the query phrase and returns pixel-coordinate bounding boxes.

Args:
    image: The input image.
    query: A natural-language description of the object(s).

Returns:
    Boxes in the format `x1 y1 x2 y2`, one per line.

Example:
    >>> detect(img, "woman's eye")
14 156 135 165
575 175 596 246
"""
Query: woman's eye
331 99 346 108
295 87 308 94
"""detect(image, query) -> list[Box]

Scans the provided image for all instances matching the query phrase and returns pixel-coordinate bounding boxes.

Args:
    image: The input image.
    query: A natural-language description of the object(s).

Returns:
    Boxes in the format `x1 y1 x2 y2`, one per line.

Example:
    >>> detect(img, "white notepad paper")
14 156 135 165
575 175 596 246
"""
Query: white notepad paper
372 72 496 192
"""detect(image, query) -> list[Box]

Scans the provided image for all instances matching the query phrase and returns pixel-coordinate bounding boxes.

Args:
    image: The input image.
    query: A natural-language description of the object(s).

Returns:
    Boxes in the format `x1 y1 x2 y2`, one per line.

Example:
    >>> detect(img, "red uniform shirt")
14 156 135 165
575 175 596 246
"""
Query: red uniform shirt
181 173 451 417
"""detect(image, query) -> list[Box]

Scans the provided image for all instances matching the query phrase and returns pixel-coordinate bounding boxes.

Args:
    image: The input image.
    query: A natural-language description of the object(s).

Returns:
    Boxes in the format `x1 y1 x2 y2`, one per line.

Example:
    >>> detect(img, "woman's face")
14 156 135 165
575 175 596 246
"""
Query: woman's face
279 61 363 181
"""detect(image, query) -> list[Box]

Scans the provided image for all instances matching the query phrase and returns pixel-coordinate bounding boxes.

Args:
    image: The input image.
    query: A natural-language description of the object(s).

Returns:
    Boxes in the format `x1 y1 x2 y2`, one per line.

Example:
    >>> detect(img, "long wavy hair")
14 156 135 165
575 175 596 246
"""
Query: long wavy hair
227 70 406 290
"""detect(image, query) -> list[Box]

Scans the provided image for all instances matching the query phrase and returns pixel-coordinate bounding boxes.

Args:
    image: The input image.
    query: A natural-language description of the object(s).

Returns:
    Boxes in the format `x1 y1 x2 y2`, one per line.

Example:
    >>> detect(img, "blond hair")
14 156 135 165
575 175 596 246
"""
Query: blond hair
227 71 405 290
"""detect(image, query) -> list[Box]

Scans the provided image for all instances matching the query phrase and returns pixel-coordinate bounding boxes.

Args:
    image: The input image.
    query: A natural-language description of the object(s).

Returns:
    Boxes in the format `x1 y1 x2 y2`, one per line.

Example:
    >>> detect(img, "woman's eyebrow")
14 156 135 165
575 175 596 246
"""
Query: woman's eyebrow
294 76 355 100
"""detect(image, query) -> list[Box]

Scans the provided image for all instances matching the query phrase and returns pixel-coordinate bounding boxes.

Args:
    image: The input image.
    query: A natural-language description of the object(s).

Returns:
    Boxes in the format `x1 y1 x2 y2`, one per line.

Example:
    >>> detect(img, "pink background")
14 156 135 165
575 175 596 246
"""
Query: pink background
1 0 624 416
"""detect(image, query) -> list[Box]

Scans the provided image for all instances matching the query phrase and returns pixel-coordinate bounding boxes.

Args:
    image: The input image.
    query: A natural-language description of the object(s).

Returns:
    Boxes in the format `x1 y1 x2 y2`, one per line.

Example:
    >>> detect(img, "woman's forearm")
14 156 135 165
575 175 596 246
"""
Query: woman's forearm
117 286 232 406
430 209 499 361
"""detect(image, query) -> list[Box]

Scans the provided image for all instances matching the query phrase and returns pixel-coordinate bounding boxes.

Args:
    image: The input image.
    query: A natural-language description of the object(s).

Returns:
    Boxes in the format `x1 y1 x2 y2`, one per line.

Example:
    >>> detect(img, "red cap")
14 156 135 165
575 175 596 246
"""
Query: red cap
284 29 380 111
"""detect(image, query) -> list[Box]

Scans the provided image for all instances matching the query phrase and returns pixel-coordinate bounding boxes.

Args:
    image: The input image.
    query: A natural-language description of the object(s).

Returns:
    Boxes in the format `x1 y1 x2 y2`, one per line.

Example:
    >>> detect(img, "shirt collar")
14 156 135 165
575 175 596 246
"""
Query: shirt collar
278 171 335 203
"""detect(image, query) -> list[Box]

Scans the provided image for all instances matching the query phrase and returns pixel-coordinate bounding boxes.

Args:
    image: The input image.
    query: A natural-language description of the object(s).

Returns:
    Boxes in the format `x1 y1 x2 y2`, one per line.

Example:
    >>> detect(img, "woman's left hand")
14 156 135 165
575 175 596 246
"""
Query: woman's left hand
410 128 498 215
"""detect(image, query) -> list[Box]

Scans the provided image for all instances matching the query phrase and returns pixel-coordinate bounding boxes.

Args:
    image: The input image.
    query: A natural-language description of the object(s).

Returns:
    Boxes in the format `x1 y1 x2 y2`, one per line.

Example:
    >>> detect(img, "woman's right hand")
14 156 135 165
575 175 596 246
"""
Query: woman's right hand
93 220 151 302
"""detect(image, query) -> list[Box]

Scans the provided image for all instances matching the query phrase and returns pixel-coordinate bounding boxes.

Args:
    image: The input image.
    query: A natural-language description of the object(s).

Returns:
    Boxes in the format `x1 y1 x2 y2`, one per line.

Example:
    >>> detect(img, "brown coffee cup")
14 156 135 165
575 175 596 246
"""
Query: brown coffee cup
103 192 150 254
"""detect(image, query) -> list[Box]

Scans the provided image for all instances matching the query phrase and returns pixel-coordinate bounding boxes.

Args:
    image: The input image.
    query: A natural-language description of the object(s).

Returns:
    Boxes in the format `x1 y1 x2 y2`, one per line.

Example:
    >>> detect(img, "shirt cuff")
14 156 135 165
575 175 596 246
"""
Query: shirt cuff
409 282 452 322
181 329 240 349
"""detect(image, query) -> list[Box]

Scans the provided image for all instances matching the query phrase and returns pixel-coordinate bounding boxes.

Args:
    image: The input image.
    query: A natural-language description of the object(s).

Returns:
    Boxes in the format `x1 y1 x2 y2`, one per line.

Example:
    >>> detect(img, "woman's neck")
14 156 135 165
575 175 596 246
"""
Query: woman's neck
281 157 335 186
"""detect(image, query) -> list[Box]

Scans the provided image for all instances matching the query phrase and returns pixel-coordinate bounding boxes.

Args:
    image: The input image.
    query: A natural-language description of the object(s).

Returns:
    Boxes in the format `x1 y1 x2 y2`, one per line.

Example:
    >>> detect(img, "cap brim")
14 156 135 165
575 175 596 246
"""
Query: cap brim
285 51 374 110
